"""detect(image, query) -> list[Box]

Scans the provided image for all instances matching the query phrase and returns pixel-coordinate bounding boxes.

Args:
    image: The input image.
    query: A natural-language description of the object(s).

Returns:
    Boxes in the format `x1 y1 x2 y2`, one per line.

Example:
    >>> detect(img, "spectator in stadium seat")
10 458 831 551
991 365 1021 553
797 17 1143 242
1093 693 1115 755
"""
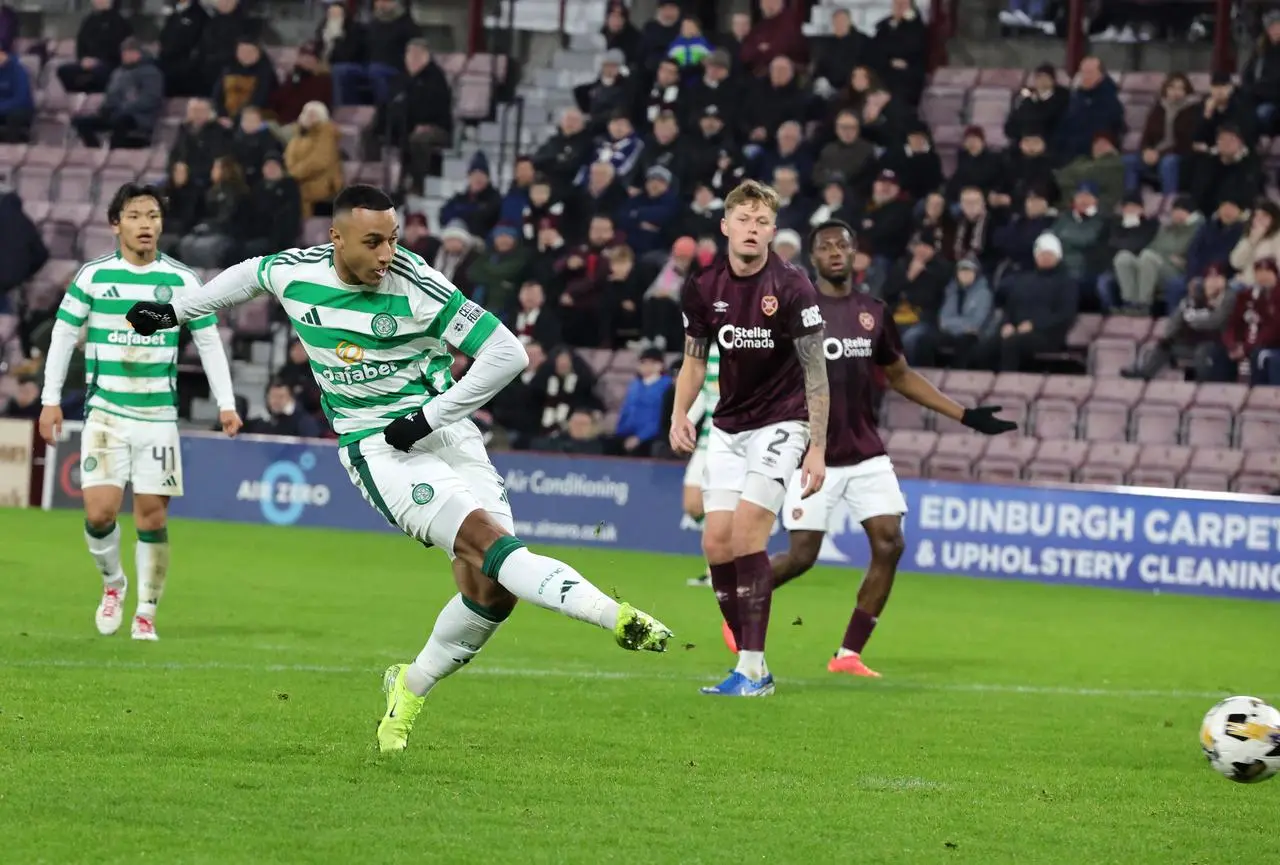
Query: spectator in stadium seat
533 408 607 455
248 380 323 439
157 162 201 256
858 87 910 150
636 58 685 130
914 190 949 237
273 339 322 416
1230 199 1280 286
945 186 1000 272
757 121 812 192
0 4 16 56
721 13 753 76
330 0 418 106
1126 72 1199 195
1054 131 1125 215
578 112 643 187
740 0 808 77
533 108 593 192
601 243 646 347
638 0 682 74
529 218 569 290
2 376 40 420
380 39 452 196
667 16 712 84
919 255 992 368
56 0 132 94
499 156 535 226
243 155 301 256
1193 72 1257 153
158 0 208 97
576 160 626 228
213 38 277 123
976 233 1077 372
268 43 333 135
601 3 642 69
0 42 34 143
465 224 529 313
1244 12 1280 135
677 183 725 248
0 188 47 305
1050 181 1106 296
684 49 739 133
431 220 477 297
230 105 280 186
807 176 853 230
852 169 914 264
850 242 887 298
487 340 545 448
641 236 694 349
510 278 564 349
769 166 814 237
685 104 733 189
871 0 927 107
1224 257 1280 385
811 8 868 102
575 49 633 133
531 347 605 438
71 38 163 150
439 151 502 239
168 98 228 191
946 126 1004 205
1052 56 1124 165
201 0 259 97
813 110 876 193
281 101 341 218
1191 124 1262 218
883 228 950 364
1184 197 1248 308
1124 263 1236 381
179 155 249 268
608 347 671 456
706 144 747 202
1005 63 1068 147
739 56 809 154
997 128 1059 213
772 228 803 265
824 65 880 141
1112 194 1198 313
1097 193 1158 312
634 111 691 196
316 0 366 77
880 120 943 202
993 184 1057 276
616 165 679 257
520 175 566 243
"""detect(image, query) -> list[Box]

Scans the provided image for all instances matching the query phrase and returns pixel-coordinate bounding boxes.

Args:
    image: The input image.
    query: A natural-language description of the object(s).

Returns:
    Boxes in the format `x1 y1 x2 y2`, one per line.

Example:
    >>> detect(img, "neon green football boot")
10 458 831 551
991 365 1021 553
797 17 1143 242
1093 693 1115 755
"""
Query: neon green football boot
377 664 426 753
614 603 673 652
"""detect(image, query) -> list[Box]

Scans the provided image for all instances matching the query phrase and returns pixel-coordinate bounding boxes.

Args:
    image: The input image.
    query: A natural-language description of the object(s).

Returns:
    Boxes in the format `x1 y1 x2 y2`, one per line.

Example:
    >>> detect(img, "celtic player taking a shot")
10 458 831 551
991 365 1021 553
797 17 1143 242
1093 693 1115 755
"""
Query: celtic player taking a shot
719 221 1016 677
38 183 241 641
125 185 673 752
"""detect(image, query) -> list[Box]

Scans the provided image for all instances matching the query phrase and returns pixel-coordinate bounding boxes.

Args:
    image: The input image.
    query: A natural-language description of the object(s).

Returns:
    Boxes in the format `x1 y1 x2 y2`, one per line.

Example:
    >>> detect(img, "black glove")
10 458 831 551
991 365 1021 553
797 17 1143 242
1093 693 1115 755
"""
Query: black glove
126 302 177 336
384 409 432 452
961 405 1017 436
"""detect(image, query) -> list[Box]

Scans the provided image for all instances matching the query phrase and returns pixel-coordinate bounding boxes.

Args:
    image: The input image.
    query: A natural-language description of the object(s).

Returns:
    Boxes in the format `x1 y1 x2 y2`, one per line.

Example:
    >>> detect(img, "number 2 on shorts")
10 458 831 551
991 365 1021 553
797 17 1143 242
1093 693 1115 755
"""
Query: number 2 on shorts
766 428 788 455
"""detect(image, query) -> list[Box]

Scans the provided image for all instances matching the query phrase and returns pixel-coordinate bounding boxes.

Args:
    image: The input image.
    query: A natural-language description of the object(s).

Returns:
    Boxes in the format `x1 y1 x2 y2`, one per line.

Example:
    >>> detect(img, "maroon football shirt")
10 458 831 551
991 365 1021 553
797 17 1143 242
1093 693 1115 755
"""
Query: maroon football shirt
683 254 824 434
817 290 903 467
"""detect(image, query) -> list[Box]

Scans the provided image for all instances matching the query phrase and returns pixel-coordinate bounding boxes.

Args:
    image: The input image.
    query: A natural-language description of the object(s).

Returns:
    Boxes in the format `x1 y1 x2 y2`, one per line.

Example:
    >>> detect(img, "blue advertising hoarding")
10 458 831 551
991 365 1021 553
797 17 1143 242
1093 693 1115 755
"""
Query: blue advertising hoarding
44 425 1280 602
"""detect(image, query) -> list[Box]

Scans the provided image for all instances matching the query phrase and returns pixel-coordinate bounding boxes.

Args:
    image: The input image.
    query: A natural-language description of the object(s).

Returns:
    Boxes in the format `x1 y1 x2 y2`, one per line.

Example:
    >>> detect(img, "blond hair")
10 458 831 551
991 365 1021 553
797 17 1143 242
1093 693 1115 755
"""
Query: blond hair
724 179 781 214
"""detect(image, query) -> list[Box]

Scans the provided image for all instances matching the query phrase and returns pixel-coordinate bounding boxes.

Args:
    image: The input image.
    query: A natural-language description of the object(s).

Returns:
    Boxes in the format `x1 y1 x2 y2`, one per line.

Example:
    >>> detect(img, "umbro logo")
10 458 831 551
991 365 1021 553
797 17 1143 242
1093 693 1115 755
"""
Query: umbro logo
713 301 729 313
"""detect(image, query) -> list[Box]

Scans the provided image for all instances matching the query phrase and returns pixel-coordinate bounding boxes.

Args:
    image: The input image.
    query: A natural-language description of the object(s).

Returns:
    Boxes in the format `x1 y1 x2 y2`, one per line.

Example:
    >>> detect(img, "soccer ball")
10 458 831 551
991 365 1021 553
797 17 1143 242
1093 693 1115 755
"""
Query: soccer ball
1200 696 1280 784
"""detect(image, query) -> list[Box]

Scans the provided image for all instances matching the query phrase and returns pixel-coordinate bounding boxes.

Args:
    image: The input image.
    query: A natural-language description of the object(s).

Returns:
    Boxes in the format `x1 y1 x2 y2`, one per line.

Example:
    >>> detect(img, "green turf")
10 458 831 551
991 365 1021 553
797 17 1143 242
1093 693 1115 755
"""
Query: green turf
1 508 1276 864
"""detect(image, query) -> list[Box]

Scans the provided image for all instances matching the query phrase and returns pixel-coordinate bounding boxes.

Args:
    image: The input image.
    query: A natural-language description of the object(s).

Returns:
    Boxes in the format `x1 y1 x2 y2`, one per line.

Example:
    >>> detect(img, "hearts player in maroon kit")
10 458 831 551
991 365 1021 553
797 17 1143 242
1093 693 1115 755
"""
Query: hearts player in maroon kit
719 220 1017 677
669 180 831 697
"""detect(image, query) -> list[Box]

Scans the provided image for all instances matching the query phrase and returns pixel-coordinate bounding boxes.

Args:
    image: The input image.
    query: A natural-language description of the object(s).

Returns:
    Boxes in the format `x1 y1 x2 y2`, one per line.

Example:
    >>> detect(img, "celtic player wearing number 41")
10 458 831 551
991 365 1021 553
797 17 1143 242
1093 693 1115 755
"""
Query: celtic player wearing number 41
125 185 673 753
37 183 242 642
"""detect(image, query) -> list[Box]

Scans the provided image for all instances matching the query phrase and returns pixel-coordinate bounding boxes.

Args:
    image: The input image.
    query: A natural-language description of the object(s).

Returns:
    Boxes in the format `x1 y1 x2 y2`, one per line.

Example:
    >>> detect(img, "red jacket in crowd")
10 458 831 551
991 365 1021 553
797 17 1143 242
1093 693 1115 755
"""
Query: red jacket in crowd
1223 284 1280 356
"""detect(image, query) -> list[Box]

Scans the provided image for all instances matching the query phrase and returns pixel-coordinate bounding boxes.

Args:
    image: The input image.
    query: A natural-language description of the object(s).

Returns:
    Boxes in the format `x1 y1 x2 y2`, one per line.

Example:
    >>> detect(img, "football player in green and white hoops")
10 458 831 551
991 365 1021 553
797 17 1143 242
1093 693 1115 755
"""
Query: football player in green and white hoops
39 183 241 642
125 185 673 753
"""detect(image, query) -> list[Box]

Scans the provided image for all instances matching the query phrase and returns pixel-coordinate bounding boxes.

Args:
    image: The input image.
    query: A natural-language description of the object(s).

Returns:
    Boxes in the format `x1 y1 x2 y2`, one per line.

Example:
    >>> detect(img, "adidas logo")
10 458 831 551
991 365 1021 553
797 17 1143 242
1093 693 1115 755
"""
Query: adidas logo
103 287 120 298
162 476 179 488
300 307 322 326
559 578 579 604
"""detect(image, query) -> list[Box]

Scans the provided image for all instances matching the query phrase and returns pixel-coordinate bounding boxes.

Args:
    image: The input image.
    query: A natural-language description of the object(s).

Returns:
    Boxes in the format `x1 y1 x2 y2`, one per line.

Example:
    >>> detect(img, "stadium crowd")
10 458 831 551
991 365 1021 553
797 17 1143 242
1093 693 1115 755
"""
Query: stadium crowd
1 0 1278 487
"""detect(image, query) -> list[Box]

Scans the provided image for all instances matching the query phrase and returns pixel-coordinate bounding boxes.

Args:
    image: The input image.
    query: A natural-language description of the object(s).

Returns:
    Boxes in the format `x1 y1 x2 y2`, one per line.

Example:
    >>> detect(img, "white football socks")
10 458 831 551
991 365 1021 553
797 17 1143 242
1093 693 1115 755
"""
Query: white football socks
404 594 504 697
134 528 170 619
84 520 126 588
485 540 619 629
736 650 769 681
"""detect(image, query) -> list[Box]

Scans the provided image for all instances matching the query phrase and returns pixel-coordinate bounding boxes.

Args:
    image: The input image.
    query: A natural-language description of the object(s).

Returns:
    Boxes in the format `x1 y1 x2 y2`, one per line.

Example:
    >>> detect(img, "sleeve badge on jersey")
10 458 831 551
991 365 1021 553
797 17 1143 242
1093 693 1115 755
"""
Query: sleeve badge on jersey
761 295 778 316
859 311 876 331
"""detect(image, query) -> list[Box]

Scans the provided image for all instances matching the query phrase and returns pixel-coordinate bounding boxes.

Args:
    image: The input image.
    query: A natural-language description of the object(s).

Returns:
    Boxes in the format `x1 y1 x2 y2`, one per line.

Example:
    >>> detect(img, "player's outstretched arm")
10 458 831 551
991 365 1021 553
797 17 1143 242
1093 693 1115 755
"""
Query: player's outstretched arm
882 357 1017 435
126 258 267 334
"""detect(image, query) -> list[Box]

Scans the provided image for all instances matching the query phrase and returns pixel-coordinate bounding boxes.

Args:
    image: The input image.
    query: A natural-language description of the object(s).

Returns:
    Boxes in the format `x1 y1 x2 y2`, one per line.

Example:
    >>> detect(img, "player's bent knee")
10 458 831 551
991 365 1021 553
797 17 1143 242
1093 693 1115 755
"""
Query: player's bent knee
792 533 823 572
451 509 513 571
868 526 906 562
452 559 517 614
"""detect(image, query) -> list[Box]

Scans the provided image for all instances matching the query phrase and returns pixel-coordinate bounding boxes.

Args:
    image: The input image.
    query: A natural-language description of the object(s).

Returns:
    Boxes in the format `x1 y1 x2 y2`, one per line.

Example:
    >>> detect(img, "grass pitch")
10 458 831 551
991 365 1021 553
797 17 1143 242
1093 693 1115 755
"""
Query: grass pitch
1 508 1276 864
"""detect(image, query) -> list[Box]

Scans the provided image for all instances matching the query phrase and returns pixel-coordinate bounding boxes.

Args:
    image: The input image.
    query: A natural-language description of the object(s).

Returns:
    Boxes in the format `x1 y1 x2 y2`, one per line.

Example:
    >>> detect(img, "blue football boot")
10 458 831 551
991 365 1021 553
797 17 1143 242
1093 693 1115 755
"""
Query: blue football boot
699 670 775 696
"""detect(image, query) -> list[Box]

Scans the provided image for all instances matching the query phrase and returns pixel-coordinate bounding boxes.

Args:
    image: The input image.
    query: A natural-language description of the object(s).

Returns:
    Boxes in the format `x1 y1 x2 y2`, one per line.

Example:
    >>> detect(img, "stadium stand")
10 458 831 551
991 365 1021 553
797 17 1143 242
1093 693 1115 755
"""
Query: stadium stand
1 0 1278 495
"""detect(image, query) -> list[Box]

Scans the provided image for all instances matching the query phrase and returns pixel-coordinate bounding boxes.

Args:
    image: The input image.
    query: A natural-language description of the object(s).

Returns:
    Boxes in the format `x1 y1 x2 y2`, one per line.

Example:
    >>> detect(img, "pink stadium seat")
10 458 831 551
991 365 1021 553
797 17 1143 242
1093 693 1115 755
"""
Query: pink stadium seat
881 391 928 430
45 201 92 228
1031 398 1078 439
1040 373 1094 404
302 217 330 247
1130 402 1181 444
234 295 273 339
1129 445 1193 488
54 163 95 201
1066 313 1103 349
333 105 376 129
1182 405 1233 448
577 349 613 376
1123 103 1150 133
969 100 1009 126
932 125 964 148
24 144 66 169
599 371 632 410
22 199 50 223
0 143 26 167
925 432 984 479
941 370 994 400
1100 316 1154 342
1236 410 1280 450
37 259 78 289
1091 377 1144 406
989 372 1044 402
921 97 964 127
438 52 467 80
1078 442 1140 486
1121 71 1165 93
1141 380 1197 409
96 166 140 201
63 144 104 167
456 78 493 120
1080 399 1128 441
1088 338 1137 376
24 280 64 310
976 68 1024 89
1028 439 1089 483
1180 448 1243 491
16 165 54 201
931 67 980 88
916 367 945 387
885 430 938 478
1235 452 1280 494
465 53 508 83
104 147 152 171
608 348 638 372
1122 130 1143 152
79 225 117 260
1244 386 1280 413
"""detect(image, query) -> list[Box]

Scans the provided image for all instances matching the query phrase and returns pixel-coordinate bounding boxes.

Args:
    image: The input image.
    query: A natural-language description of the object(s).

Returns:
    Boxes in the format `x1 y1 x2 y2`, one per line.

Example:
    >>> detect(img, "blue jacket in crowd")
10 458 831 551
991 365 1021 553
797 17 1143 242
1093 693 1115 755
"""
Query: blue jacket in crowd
615 374 672 442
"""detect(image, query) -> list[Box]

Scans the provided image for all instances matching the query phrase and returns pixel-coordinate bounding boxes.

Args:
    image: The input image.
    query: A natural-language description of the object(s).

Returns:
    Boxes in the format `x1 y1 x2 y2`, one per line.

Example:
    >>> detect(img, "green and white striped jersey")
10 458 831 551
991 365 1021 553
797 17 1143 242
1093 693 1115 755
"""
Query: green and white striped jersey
696 344 720 452
253 244 502 447
53 252 218 423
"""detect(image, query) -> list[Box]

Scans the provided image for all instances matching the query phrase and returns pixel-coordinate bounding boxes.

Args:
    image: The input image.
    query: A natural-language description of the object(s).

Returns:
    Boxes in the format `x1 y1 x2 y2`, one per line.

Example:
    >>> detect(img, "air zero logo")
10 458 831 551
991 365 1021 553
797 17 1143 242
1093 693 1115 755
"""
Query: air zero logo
371 313 399 338
235 450 331 525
